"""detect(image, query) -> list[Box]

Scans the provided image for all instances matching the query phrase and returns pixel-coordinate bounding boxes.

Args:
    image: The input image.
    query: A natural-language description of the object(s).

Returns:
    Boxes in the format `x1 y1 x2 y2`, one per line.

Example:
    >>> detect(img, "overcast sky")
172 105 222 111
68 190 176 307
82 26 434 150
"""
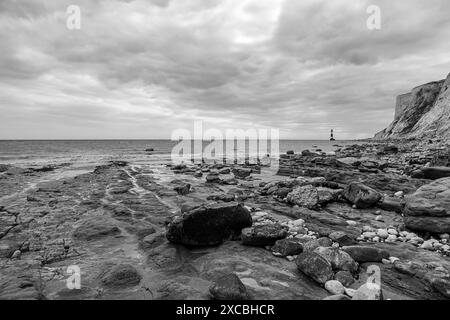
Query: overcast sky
1 0 449 139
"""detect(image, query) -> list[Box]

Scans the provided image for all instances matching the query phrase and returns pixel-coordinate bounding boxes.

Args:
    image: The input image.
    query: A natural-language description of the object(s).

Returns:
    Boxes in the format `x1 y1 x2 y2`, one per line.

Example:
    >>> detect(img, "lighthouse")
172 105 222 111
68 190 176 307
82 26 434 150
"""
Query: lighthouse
330 129 335 141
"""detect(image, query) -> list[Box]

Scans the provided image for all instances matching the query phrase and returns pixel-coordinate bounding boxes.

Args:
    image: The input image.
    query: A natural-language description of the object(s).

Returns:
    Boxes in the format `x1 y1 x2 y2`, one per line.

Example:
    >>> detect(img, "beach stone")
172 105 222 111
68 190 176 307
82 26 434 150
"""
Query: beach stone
295 252 334 285
100 264 142 288
218 168 231 175
232 168 252 179
329 231 357 246
174 183 191 195
209 274 250 300
342 246 389 263
334 271 355 287
314 247 358 273
271 238 303 257
343 182 382 208
325 280 345 295
303 238 332 252
377 229 389 239
286 185 319 209
241 224 288 246
378 196 403 213
166 202 252 246
73 218 121 241
403 177 450 233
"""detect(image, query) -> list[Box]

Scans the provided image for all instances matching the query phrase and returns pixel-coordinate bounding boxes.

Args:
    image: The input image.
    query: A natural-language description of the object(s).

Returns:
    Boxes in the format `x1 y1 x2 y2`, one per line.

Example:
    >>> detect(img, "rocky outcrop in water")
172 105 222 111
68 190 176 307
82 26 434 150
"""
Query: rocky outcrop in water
375 73 450 140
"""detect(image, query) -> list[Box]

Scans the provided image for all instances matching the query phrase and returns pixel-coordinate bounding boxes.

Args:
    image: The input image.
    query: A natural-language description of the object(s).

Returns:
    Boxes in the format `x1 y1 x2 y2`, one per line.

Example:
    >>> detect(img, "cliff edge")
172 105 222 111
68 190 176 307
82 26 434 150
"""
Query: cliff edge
374 73 450 140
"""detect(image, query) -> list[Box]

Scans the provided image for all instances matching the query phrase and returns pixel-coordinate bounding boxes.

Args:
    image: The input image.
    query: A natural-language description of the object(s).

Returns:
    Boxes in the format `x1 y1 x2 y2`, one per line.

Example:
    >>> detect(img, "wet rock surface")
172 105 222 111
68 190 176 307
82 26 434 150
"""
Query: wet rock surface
1 139 450 300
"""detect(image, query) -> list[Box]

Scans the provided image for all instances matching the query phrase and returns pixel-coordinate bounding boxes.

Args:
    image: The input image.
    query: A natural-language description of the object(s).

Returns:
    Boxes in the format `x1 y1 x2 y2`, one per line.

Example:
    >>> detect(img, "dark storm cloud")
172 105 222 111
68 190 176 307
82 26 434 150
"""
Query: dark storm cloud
0 0 449 139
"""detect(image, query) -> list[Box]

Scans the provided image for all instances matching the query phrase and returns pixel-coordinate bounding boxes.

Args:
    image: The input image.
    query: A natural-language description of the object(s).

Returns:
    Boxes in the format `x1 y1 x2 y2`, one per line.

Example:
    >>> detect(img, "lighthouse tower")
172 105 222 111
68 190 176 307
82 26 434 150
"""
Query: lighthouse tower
330 129 335 141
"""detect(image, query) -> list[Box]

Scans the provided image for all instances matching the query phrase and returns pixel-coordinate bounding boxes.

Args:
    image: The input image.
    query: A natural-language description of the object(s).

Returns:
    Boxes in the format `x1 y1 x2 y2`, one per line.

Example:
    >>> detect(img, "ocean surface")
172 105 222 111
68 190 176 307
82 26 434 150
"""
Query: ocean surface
0 140 361 169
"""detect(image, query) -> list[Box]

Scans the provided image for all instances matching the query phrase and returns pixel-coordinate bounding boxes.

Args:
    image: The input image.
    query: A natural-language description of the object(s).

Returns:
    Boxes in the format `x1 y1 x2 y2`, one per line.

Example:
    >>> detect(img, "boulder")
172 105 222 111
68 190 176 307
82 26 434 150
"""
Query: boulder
241 224 288 246
209 274 250 300
232 168 252 179
342 246 389 263
218 168 231 175
411 167 450 180
295 252 334 285
303 238 333 252
286 185 340 209
286 185 319 209
378 196 403 213
166 202 252 246
174 183 191 195
314 247 358 273
342 183 382 209
271 239 303 257
403 177 450 233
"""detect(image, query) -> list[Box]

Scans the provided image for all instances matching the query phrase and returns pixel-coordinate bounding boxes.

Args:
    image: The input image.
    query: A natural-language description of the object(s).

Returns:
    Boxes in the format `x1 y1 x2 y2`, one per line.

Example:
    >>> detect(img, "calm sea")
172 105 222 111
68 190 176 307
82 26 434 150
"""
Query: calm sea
0 140 360 169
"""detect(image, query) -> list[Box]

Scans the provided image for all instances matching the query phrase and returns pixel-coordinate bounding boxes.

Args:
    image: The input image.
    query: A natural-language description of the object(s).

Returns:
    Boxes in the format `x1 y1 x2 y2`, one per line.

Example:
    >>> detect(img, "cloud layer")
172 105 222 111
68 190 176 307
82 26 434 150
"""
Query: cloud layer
1 0 450 139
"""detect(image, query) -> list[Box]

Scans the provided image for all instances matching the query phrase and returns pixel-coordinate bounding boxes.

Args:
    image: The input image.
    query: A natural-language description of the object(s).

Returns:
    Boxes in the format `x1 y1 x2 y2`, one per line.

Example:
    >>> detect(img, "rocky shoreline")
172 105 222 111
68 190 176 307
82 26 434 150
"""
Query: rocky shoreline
1 139 450 300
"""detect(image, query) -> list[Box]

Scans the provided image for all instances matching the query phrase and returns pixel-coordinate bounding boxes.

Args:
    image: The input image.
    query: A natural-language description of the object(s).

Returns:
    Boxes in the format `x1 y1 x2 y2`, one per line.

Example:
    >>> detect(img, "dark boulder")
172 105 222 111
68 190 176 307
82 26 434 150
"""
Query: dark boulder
342 182 382 209
166 202 252 246
411 167 450 180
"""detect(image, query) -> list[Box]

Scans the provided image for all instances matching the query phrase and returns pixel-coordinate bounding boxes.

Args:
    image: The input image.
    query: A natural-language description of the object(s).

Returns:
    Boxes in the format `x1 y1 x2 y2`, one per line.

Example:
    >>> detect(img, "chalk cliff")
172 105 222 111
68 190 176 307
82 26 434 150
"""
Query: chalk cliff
374 73 450 140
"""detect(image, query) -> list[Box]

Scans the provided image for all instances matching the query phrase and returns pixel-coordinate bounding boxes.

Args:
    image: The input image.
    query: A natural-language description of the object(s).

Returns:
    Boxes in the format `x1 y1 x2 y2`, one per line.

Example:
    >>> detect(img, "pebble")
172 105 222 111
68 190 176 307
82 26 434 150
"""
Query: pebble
362 232 376 239
11 250 21 259
386 235 397 242
420 241 434 250
394 191 404 197
387 229 398 236
286 256 295 262
292 219 305 227
346 220 357 226
389 257 400 263
377 229 389 239
382 258 391 264
375 215 384 222
325 280 345 295
344 288 356 298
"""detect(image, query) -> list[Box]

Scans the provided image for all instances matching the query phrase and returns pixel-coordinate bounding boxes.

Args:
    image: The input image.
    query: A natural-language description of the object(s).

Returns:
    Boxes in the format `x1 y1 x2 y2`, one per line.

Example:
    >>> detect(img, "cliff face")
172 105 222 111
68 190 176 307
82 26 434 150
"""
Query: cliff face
375 73 450 140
